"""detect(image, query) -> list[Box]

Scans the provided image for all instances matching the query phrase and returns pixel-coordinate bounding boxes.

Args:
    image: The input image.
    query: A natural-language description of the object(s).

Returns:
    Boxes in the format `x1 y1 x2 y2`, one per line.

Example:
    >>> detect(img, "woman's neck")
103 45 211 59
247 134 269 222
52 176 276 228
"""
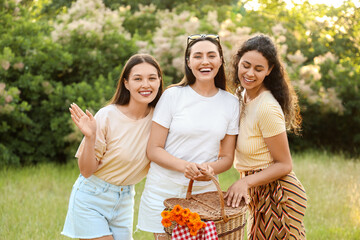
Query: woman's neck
117 102 150 120
245 85 267 103
190 81 218 97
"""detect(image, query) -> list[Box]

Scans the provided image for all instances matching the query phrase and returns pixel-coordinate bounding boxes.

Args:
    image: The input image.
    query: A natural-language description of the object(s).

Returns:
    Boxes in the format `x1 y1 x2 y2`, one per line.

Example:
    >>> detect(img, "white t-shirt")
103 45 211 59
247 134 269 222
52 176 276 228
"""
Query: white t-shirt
148 85 240 186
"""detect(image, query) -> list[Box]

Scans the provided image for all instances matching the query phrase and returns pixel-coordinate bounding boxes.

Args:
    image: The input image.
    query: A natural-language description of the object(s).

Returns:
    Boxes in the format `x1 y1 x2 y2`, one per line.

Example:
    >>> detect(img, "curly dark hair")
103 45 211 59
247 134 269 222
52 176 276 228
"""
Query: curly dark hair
232 34 302 134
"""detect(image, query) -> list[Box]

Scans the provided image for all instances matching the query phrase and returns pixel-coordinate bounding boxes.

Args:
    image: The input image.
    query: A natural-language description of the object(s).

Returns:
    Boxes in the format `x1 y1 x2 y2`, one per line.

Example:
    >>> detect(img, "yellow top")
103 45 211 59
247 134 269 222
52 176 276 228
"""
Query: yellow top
76 104 153 186
234 90 286 173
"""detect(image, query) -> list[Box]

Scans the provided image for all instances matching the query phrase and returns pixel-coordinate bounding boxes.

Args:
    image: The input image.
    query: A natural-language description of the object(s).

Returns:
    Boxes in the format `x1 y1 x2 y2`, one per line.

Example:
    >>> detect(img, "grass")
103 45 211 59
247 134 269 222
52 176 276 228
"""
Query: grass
0 151 359 240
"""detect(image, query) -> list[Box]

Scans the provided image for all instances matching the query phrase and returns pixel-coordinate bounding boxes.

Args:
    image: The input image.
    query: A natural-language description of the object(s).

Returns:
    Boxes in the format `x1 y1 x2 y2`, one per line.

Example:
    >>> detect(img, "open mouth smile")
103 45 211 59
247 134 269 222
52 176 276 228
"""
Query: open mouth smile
139 91 152 97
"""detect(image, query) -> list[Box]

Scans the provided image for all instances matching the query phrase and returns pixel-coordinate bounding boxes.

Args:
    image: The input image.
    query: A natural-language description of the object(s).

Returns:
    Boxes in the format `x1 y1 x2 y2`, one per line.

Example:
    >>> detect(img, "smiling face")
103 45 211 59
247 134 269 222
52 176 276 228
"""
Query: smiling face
124 62 161 106
238 50 273 97
187 40 222 85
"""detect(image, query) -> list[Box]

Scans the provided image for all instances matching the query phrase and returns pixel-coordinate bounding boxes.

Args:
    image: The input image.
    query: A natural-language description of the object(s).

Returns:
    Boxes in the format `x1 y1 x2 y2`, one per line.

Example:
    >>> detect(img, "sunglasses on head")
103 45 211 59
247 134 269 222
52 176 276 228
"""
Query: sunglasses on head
187 34 220 45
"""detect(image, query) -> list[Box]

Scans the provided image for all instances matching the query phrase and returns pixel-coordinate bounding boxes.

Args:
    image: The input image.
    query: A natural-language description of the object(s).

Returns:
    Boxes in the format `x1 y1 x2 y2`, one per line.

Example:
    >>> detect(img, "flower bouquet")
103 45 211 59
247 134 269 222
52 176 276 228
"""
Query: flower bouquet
161 204 206 236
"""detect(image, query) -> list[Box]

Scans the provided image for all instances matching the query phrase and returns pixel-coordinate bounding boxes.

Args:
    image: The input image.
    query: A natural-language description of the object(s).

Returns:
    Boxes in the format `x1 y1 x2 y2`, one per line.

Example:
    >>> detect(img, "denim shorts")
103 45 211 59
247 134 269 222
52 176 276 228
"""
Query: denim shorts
61 174 135 240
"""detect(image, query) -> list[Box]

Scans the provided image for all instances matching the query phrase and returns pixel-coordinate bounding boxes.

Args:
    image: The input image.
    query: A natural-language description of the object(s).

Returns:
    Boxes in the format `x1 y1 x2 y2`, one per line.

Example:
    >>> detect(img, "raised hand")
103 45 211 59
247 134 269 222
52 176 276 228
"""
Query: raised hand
69 103 96 138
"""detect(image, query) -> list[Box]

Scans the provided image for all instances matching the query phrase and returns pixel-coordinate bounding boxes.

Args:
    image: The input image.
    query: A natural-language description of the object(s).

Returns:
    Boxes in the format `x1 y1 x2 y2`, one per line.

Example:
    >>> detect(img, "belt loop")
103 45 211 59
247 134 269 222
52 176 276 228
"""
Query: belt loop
103 183 110 192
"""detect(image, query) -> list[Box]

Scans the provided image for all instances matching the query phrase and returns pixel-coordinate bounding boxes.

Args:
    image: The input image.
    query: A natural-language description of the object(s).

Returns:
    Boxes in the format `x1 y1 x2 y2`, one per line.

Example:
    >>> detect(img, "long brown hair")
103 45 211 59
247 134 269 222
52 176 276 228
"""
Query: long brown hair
173 36 226 90
232 34 302 134
109 54 164 107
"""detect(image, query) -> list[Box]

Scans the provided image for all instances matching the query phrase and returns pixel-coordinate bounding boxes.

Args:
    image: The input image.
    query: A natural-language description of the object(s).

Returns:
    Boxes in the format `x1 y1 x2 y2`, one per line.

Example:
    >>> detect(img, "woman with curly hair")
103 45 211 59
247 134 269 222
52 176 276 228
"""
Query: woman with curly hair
225 34 307 239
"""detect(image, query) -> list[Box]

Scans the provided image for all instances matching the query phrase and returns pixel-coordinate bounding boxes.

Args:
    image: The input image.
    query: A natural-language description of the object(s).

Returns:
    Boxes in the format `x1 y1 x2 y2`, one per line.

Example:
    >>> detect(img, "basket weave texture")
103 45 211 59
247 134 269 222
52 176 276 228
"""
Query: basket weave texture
163 172 247 240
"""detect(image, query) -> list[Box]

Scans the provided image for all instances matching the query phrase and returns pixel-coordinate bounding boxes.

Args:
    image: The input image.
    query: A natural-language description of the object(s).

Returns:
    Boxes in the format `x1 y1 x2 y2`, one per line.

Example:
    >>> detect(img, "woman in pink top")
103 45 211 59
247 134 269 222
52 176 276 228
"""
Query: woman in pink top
225 35 307 239
61 54 163 240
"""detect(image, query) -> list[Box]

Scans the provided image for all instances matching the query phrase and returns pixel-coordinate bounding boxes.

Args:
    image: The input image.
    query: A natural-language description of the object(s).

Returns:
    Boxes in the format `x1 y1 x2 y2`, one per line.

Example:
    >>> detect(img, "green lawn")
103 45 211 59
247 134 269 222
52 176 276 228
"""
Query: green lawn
1 151 359 240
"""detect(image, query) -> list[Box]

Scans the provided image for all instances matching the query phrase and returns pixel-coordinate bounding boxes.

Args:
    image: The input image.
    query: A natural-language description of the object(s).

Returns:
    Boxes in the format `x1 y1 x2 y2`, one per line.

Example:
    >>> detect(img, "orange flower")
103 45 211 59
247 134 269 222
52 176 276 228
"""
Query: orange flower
177 218 186 226
172 204 183 215
187 222 195 229
161 210 171 219
194 220 204 230
188 212 201 223
173 214 182 223
189 228 198 236
181 208 190 218
161 218 172 228
161 205 206 234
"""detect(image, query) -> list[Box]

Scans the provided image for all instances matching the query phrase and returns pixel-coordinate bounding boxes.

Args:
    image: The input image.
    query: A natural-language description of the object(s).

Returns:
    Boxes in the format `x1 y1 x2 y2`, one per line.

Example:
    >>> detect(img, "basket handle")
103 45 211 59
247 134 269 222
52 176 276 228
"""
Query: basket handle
186 169 229 222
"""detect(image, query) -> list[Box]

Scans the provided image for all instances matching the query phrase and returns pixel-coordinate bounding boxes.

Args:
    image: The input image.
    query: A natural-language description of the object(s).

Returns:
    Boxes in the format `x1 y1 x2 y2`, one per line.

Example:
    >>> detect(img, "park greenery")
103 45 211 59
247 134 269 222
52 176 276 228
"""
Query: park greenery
1 0 359 166
1 151 360 239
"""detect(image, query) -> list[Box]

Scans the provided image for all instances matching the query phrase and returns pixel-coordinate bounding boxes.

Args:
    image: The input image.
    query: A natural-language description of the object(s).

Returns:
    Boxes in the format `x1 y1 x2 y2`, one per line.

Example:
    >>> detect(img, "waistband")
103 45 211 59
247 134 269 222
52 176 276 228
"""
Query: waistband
81 174 133 193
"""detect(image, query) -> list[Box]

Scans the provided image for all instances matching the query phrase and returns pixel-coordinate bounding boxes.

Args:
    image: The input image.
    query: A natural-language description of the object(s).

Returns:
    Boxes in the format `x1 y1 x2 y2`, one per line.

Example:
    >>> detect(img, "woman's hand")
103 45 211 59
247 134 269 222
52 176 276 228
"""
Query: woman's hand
184 163 215 181
69 103 96 138
193 163 214 181
184 162 202 180
224 178 250 207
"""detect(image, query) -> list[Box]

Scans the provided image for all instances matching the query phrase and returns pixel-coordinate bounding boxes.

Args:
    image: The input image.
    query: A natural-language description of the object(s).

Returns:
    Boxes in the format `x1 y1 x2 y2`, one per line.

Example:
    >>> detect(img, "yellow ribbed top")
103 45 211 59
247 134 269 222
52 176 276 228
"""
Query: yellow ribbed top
234 90 286 173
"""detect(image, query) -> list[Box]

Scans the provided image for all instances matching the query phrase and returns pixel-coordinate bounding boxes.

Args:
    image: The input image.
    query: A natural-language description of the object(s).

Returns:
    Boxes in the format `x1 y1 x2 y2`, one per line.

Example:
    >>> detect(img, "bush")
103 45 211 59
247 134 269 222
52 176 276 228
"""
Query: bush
0 0 137 165
1 0 359 167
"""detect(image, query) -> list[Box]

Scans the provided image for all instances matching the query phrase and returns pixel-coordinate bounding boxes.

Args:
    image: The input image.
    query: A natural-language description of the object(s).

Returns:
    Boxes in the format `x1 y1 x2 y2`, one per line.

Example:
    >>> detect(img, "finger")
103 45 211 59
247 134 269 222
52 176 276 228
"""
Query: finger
70 104 80 118
69 109 80 123
70 115 80 128
188 164 200 176
72 103 85 118
184 169 195 180
235 196 242 208
86 109 94 119
232 194 240 208
226 192 234 206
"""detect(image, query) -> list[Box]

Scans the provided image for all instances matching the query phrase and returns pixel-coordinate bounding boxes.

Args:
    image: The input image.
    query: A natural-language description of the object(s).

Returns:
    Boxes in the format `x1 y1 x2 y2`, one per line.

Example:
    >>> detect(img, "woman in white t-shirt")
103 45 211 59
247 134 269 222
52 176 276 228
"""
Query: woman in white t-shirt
61 54 163 240
137 35 240 240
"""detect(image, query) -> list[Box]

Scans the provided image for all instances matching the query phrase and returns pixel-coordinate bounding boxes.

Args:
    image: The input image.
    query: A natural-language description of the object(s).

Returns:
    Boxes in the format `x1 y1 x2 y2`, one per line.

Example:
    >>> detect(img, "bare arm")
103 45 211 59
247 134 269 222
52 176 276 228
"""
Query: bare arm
225 131 292 207
69 103 99 177
204 134 236 175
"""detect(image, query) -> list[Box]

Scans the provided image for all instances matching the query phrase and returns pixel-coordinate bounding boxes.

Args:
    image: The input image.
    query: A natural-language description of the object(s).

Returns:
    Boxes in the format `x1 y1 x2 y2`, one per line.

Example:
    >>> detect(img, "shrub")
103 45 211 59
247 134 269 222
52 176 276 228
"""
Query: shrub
0 0 137 165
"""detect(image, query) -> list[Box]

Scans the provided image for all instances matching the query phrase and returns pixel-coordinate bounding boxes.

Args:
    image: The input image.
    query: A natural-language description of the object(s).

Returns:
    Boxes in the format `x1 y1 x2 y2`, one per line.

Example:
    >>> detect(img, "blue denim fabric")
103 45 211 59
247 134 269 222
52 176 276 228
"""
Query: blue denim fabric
62 174 135 240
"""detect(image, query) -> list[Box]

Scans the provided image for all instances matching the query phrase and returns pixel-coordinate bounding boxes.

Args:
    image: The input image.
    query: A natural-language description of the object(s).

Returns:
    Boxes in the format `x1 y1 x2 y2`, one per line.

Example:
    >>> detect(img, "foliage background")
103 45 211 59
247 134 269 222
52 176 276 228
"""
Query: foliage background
0 0 359 166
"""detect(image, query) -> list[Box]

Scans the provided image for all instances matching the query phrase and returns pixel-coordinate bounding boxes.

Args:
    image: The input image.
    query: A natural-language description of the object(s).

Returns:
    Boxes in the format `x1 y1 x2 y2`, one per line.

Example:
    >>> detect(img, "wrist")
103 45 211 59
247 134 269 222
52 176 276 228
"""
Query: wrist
243 175 253 188
84 134 96 142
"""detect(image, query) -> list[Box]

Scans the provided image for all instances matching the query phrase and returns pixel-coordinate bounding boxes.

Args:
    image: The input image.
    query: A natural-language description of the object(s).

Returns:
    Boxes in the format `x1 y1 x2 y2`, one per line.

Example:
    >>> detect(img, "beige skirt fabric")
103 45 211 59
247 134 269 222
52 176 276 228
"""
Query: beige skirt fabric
245 170 307 240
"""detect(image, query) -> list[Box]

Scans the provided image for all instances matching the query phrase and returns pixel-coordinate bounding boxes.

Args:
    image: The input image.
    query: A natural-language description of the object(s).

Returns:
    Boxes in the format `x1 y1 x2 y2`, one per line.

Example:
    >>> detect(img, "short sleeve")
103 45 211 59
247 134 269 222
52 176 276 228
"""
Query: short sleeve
152 88 175 128
75 110 107 161
226 98 240 135
258 102 286 138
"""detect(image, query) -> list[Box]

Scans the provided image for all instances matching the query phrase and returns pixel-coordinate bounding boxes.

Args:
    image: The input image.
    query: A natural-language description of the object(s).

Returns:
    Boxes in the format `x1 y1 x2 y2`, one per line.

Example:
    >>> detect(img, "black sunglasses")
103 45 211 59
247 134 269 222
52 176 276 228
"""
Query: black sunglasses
187 34 220 45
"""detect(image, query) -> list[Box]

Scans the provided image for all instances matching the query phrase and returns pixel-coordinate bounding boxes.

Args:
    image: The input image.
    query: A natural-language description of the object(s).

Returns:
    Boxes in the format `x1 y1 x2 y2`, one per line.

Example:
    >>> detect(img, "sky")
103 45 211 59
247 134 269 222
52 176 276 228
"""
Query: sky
285 0 360 8
245 0 359 11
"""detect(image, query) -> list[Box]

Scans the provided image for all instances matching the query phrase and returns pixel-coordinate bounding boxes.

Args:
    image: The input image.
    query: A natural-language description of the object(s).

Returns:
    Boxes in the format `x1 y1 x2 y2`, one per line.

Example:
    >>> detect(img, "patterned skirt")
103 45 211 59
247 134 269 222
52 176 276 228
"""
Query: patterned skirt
245 170 307 240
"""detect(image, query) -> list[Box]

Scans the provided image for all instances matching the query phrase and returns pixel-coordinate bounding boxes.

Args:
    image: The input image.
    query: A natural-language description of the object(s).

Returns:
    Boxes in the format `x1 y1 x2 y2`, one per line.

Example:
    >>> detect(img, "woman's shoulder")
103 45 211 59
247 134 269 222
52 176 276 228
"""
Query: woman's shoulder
94 104 116 118
219 89 239 103
257 91 283 115
259 91 280 106
162 85 188 98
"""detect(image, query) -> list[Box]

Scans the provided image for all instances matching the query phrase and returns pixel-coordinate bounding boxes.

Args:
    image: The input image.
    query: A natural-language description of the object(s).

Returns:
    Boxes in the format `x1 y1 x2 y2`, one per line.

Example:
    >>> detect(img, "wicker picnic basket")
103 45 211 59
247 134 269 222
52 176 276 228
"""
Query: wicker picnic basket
163 171 247 239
